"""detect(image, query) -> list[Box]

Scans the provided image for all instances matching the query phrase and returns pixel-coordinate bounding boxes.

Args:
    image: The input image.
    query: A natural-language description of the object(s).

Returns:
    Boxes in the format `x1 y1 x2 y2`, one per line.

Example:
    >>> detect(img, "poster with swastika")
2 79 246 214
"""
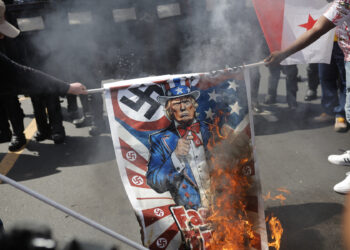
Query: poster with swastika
104 69 268 249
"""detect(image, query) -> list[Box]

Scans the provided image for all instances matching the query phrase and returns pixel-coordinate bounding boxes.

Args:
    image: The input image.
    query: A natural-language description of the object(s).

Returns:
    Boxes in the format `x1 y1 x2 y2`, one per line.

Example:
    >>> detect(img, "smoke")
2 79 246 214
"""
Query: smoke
177 0 268 73
16 0 268 82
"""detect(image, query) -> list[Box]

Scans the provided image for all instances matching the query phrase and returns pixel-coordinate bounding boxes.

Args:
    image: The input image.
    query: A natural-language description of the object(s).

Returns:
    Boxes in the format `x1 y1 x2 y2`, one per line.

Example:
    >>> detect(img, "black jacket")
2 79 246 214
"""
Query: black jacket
0 52 69 96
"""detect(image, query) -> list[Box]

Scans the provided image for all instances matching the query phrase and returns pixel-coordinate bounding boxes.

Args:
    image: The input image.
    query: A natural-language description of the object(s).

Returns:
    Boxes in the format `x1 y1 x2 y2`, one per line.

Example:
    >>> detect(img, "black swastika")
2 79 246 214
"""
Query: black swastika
120 85 163 120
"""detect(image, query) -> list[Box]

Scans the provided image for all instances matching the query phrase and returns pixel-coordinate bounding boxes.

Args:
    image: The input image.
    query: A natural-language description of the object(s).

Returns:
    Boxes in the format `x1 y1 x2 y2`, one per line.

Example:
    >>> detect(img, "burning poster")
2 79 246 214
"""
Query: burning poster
104 68 267 249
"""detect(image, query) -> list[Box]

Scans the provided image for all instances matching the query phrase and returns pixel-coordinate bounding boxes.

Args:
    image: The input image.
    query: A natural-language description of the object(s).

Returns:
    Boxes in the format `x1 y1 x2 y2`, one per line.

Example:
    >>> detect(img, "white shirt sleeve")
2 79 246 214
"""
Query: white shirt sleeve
324 0 350 25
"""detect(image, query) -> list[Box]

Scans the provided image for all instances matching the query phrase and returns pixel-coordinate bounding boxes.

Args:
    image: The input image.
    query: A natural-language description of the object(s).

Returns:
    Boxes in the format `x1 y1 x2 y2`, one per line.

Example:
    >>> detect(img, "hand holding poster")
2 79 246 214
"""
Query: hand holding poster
105 68 267 249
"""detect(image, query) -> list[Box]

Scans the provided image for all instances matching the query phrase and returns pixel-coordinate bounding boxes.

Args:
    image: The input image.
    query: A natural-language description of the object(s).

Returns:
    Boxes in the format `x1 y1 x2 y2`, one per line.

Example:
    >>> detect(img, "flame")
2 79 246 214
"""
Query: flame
263 188 290 205
266 215 283 250
263 188 287 248
206 116 257 249
263 192 286 203
276 187 291 194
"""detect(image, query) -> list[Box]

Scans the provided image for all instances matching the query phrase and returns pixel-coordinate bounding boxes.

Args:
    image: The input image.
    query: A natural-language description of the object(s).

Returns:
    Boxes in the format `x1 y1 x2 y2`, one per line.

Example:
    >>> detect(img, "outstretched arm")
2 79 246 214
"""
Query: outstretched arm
264 16 335 65
0 52 87 96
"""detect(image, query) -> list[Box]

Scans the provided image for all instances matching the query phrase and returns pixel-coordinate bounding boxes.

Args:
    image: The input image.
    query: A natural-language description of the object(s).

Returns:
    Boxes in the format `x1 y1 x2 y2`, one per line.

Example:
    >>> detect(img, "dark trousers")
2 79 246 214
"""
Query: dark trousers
0 95 24 136
307 63 319 91
250 67 261 105
318 42 346 118
268 64 298 106
31 95 64 134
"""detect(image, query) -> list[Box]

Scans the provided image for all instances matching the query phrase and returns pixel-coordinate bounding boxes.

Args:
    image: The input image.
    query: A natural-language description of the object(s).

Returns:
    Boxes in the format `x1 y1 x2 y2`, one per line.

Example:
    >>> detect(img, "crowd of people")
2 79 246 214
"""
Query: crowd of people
0 1 87 150
264 0 350 197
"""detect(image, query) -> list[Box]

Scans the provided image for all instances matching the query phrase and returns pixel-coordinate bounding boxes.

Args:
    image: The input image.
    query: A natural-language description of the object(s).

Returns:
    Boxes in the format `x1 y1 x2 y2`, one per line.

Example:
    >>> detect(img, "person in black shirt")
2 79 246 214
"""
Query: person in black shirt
0 0 87 150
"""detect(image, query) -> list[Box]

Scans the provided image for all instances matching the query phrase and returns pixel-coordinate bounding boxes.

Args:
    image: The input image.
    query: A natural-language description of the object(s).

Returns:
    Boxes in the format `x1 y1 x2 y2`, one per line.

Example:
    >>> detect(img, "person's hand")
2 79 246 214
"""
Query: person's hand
67 82 88 95
264 51 286 66
175 135 193 158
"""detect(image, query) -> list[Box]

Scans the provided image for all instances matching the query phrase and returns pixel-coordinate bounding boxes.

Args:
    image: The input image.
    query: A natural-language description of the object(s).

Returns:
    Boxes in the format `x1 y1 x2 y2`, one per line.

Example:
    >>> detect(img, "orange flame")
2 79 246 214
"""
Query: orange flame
263 188 290 205
276 187 291 194
206 116 257 249
266 215 283 250
207 164 255 249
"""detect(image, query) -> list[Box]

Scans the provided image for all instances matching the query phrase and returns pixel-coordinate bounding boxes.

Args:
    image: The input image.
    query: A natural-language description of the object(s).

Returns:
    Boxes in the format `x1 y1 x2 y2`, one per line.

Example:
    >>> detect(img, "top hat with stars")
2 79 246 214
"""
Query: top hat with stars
157 77 200 106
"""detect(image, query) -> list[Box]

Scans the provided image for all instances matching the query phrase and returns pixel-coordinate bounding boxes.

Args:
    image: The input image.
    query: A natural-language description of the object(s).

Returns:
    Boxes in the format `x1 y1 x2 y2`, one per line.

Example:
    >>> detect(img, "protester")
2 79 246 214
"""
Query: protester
314 38 347 132
31 94 66 144
305 63 319 101
66 94 80 120
72 95 92 128
250 67 263 113
0 96 26 151
68 49 106 136
264 64 298 109
0 0 87 97
0 0 86 150
264 0 350 193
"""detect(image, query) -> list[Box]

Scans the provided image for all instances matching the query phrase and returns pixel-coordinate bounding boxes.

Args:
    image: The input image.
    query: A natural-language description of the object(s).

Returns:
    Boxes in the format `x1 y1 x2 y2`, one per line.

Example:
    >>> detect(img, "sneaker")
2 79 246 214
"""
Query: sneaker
8 134 26 152
334 172 350 194
334 117 348 132
304 89 317 101
313 113 333 122
328 151 350 166
264 95 276 105
0 130 12 143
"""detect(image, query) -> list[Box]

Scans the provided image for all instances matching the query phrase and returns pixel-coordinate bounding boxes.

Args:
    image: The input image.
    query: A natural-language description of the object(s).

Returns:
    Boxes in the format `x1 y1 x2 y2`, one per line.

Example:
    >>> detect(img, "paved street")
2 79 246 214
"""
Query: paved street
0 64 348 250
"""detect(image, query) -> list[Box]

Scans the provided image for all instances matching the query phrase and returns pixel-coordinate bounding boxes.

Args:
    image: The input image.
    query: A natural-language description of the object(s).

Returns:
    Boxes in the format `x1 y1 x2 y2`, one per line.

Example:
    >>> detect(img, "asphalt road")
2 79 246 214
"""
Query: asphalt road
0 64 348 250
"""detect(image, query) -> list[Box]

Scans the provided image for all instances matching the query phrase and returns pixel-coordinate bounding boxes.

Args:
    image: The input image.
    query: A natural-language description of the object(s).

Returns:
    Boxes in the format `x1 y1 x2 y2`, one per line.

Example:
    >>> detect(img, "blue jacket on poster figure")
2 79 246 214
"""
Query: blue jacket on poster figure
146 121 212 210
146 76 213 210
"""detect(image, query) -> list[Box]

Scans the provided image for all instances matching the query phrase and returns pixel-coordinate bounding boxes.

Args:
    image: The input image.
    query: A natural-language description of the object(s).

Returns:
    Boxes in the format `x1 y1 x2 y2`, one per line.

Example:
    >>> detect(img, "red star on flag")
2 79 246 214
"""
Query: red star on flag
299 14 317 31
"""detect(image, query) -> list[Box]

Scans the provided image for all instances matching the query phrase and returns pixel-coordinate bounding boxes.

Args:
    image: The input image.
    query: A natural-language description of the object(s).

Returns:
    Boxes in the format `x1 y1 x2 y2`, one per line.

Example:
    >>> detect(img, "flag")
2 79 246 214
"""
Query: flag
252 0 335 65
104 69 267 249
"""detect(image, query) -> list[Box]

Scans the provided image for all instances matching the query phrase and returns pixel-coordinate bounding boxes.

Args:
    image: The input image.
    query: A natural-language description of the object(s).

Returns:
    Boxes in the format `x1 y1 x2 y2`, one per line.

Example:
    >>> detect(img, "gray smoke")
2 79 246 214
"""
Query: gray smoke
19 0 268 81
177 0 268 73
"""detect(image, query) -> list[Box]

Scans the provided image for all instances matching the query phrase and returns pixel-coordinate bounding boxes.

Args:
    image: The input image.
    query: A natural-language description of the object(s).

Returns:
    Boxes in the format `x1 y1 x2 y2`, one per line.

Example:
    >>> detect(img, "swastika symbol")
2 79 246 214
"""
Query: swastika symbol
126 151 137 161
120 85 163 120
131 175 144 185
156 238 168 248
154 208 164 217
242 165 252 176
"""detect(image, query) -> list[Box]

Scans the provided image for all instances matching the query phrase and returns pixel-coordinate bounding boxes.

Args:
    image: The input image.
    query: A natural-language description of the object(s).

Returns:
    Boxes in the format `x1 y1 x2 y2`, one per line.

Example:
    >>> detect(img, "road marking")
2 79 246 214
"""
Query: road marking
0 119 37 177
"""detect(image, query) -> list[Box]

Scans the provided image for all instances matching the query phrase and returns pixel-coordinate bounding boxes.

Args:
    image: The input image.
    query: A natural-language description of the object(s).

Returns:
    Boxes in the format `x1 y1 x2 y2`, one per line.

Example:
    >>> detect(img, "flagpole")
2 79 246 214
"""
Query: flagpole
87 88 105 94
242 61 265 69
0 174 148 250
86 61 266 94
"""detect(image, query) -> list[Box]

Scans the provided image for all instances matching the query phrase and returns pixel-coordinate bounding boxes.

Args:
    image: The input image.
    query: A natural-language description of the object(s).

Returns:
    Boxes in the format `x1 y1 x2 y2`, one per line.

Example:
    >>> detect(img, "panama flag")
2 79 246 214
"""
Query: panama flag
252 0 335 65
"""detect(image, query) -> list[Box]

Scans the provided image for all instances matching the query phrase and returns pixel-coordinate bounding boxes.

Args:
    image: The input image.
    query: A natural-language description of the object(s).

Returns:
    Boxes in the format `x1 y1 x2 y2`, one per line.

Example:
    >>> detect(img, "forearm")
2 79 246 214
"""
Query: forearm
1 52 69 96
14 65 69 96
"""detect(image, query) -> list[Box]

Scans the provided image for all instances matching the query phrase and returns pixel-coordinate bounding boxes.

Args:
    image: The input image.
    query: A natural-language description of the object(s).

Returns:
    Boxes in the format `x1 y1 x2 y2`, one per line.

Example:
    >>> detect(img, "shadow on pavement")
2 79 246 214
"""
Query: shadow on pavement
265 202 344 250
254 99 333 136
2 135 116 182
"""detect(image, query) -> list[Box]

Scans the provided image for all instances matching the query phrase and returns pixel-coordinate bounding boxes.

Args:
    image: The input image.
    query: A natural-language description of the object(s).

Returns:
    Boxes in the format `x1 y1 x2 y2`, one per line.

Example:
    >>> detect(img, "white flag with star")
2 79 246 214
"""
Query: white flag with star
253 0 334 65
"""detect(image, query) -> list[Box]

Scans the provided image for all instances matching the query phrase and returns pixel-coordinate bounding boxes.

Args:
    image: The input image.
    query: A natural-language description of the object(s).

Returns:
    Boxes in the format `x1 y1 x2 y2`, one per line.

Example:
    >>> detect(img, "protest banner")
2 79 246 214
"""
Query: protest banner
105 68 267 249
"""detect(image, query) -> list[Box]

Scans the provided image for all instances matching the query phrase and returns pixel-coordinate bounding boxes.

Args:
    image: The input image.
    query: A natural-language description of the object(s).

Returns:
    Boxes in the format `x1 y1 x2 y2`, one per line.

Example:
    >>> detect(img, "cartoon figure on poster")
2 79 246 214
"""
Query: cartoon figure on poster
146 78 212 210
104 71 265 249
